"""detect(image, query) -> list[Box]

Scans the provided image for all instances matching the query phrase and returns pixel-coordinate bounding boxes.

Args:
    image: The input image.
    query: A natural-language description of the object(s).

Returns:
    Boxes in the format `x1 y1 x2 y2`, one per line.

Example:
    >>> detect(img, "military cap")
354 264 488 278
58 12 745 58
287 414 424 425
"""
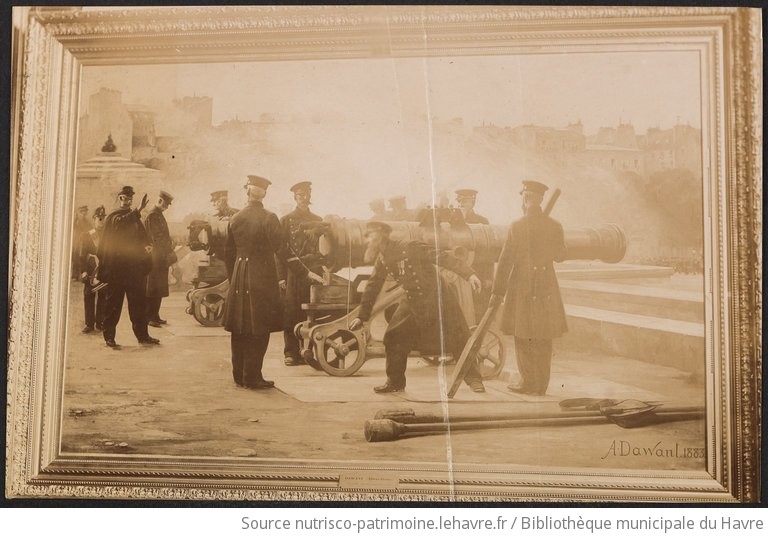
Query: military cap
210 190 228 201
246 175 271 189
118 185 135 197
455 189 478 197
520 180 548 195
365 221 393 236
290 181 312 194
159 190 174 204
92 205 106 219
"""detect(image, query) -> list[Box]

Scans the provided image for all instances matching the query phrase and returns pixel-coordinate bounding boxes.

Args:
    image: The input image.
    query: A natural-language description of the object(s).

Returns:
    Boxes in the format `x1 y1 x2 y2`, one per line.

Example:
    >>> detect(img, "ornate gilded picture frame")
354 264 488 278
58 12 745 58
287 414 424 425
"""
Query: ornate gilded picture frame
6 6 762 502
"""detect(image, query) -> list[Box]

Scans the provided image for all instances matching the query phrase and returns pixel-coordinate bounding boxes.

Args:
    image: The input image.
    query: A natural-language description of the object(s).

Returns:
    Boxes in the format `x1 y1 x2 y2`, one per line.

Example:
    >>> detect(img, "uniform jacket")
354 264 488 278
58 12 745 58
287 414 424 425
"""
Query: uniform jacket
78 228 102 280
223 201 283 334
97 208 152 284
144 207 175 298
359 239 475 355
276 208 324 281
492 206 567 339
209 206 239 261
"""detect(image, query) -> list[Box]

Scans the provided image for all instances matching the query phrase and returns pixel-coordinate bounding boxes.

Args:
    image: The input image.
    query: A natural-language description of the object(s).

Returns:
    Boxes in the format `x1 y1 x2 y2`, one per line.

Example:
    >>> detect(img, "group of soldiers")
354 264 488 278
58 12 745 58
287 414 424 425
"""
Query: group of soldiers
74 186 177 348
75 176 567 397
219 176 566 396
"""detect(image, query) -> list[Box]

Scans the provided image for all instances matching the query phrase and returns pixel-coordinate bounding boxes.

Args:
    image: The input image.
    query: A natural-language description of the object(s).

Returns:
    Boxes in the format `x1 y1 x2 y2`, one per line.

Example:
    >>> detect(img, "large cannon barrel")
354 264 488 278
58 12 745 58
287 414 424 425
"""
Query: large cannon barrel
319 217 626 269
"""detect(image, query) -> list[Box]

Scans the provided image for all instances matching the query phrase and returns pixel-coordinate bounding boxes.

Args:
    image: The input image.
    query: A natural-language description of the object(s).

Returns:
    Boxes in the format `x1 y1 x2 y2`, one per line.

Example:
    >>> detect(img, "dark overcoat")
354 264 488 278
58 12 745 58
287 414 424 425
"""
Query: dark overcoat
97 208 152 284
359 240 474 355
223 201 284 335
276 208 323 328
492 206 568 339
144 207 175 298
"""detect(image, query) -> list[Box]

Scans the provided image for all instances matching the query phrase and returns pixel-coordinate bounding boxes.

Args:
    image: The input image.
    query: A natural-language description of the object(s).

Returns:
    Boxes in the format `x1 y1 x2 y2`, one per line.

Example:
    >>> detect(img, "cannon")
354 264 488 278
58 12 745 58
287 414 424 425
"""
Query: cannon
295 210 627 377
184 219 231 326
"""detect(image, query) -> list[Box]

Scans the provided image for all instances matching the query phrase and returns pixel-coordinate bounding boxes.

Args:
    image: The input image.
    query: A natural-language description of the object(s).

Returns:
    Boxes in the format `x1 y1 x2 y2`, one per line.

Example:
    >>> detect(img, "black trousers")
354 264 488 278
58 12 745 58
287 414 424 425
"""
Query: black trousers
513 337 553 395
102 279 150 342
283 274 311 359
146 296 163 322
382 301 482 388
83 281 106 329
231 332 271 386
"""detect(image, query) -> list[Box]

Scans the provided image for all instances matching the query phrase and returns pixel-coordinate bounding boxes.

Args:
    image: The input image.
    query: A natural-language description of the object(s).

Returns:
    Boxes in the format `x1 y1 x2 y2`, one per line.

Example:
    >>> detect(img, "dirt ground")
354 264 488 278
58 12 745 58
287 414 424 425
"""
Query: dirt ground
61 287 707 472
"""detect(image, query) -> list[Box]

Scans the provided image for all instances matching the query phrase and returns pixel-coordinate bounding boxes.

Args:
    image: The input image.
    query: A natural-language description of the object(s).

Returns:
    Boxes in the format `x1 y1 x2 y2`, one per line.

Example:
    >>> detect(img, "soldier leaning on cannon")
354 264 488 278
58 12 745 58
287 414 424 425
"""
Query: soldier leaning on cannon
78 205 107 334
490 180 568 396
97 185 158 348
276 181 325 367
223 175 283 390
349 221 486 394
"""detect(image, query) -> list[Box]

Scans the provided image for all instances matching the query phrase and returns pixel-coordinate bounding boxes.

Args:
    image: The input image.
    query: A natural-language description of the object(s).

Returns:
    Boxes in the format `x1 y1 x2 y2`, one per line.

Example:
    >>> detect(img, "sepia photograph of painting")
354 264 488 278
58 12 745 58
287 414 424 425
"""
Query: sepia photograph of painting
6 6 762 502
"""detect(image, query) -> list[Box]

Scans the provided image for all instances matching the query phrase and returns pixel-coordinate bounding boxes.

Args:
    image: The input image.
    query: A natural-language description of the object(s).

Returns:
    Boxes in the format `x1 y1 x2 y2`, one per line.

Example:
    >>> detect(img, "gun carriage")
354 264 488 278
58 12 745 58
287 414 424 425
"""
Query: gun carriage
185 219 231 326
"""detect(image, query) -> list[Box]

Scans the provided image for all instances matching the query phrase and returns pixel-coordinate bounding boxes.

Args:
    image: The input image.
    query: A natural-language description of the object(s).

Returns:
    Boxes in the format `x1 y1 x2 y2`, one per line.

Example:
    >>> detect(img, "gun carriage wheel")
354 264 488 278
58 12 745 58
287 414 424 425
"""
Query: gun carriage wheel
310 327 367 376
470 325 505 380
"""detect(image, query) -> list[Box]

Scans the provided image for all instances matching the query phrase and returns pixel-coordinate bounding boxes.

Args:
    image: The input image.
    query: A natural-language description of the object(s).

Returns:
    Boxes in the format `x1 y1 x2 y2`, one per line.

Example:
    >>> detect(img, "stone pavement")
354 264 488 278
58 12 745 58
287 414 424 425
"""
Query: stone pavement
61 288 706 471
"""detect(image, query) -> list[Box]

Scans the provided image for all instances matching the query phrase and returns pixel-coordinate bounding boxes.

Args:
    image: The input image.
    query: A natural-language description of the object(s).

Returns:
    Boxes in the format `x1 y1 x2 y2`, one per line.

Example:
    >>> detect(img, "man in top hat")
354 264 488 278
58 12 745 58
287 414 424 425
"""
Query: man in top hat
489 180 567 396
78 205 107 334
277 181 325 366
144 190 176 327
72 204 91 279
349 221 487 394
223 175 283 389
97 186 158 348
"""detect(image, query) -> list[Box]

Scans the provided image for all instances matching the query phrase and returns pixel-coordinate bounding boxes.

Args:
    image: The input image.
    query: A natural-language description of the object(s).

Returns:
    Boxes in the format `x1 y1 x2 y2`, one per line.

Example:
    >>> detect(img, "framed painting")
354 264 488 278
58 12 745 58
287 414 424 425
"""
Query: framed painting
6 5 762 502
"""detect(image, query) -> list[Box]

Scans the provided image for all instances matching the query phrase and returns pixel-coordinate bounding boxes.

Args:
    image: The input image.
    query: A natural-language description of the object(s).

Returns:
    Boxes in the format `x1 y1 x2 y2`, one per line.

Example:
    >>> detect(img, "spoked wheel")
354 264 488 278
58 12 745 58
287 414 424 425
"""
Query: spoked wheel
192 293 226 327
314 329 366 377
470 326 505 380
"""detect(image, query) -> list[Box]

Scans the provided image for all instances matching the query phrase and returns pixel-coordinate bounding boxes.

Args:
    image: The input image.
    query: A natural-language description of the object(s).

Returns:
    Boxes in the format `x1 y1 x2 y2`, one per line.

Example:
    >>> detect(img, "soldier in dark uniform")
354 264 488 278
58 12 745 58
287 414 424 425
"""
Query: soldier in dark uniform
144 191 176 327
489 180 567 396
223 175 283 389
97 186 158 348
349 222 486 394
277 181 324 366
78 205 107 333
456 188 493 322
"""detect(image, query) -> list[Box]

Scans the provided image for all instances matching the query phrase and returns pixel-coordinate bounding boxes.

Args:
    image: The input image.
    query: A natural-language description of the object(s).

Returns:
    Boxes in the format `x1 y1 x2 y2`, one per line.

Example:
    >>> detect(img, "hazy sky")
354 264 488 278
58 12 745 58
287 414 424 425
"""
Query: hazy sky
81 50 701 134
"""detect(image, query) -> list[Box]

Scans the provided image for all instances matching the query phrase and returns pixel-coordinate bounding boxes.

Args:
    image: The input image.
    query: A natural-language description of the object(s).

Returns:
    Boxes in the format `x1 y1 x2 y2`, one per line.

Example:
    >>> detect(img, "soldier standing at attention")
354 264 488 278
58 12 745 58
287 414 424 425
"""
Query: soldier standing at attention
349 222 486 394
223 175 283 389
78 205 107 333
72 204 90 279
277 181 324 366
489 180 567 396
97 186 158 348
144 191 176 327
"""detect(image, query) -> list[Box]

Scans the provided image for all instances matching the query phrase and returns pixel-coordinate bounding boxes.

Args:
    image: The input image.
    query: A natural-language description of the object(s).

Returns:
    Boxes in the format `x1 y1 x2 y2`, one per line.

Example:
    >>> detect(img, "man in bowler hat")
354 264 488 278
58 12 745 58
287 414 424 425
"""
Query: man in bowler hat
223 175 283 389
97 186 158 348
489 180 567 396
144 190 176 327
